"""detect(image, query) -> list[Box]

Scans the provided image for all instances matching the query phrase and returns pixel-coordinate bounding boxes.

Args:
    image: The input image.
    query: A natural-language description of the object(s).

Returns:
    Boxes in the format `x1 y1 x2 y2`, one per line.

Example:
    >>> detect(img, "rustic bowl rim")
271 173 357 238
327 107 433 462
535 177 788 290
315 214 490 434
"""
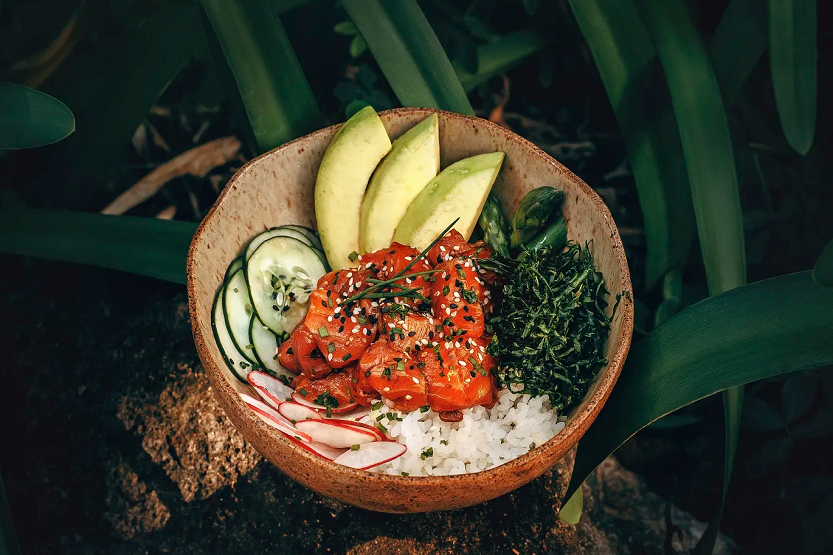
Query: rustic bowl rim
187 107 634 490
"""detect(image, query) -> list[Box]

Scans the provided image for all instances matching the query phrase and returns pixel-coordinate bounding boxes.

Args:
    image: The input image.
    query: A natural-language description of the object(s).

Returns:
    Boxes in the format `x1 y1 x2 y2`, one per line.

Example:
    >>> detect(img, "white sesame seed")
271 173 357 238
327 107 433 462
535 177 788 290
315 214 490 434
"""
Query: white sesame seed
371 302 379 307
346 272 353 278
388 323 395 329
421 339 429 345
383 387 390 392
355 282 362 288
351 316 357 323
404 256 413 261
328 353 333 361
334 307 341 314
352 326 360 333
405 394 412 400
464 378 471 384
453 245 460 250
412 376 419 384
439 246 446 252
445 307 451 315
458 360 466 367
327 316 333 322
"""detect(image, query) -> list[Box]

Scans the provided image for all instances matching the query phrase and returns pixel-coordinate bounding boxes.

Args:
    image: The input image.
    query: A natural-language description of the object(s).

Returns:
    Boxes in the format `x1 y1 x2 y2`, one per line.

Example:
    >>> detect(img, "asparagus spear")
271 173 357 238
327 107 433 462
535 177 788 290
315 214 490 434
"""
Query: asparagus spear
510 187 564 249
477 195 510 257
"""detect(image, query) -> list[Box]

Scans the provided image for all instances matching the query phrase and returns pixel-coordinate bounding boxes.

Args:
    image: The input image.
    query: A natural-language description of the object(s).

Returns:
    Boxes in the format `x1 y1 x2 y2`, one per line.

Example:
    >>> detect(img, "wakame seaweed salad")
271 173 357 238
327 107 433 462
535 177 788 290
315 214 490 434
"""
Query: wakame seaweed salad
481 243 614 411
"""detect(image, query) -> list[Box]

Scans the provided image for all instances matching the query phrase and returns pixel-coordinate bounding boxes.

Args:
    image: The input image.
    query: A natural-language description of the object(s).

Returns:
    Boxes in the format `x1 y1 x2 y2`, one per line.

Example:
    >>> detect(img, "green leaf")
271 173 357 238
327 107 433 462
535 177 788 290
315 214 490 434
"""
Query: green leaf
340 0 474 115
749 435 794 478
635 2 747 551
710 0 769 107
456 30 552 92
0 210 196 284
334 21 358 35
769 0 817 154
201 0 325 154
40 5 203 209
567 0 694 288
812 238 833 287
648 412 702 430
0 82 74 149
350 35 368 58
558 487 582 525
570 271 833 495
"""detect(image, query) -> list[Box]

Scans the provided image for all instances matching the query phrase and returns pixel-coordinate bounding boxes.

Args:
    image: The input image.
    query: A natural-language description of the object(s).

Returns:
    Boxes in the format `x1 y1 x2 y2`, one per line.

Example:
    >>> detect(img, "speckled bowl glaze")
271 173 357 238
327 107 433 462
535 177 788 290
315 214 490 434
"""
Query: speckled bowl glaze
187 108 634 513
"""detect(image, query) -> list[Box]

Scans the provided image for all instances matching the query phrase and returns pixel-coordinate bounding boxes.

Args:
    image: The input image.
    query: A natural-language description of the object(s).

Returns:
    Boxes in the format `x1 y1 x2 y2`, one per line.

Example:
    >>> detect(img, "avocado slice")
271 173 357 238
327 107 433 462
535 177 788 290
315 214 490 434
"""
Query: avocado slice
315 106 392 269
393 152 505 250
359 114 440 253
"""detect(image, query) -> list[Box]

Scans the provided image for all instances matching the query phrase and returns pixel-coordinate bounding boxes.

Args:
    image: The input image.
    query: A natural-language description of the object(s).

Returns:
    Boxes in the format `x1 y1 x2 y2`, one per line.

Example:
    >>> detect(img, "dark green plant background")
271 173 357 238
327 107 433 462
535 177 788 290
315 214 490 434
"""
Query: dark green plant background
1 0 831 553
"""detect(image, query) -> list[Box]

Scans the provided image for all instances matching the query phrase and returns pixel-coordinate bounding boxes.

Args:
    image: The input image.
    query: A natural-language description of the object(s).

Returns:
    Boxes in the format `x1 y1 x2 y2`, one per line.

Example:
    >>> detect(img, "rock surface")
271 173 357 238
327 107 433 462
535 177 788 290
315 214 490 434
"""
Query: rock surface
0 267 736 554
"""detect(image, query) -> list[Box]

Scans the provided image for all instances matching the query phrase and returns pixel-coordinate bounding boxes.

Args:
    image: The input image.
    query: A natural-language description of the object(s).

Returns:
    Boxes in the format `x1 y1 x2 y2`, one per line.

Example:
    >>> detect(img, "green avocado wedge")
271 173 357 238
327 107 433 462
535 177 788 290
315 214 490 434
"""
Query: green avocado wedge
393 152 505 250
315 106 391 269
359 114 440 253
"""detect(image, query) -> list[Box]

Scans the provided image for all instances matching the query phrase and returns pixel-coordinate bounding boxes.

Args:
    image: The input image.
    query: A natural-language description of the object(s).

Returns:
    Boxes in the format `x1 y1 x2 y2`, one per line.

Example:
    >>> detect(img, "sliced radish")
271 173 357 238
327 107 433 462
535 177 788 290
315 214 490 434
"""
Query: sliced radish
278 402 322 422
328 419 387 441
295 419 377 448
329 407 370 422
291 391 358 413
286 436 348 461
333 442 407 470
248 371 294 409
240 393 312 442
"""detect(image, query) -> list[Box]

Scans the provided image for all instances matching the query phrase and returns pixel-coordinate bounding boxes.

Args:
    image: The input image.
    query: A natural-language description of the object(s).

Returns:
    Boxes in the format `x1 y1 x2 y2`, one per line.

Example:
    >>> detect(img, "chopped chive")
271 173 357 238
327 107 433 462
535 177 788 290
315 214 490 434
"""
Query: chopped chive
342 353 352 361
396 361 405 371
327 342 336 353
371 401 383 410
348 251 359 262
318 326 329 337
350 444 361 451
299 388 308 396
420 405 430 413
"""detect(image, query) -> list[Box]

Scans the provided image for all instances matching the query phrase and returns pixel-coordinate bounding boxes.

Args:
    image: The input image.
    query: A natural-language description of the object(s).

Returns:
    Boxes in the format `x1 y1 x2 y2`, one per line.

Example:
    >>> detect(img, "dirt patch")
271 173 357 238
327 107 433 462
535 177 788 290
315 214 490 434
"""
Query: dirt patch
117 362 261 502
105 459 170 538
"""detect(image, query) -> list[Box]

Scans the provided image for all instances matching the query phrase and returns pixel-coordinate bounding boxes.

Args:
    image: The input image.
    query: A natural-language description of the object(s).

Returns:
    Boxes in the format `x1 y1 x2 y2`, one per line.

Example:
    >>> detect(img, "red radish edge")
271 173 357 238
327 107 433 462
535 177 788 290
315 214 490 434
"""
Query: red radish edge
247 371 293 409
286 436 348 461
291 391 358 413
278 402 322 422
326 419 387 441
295 419 377 448
332 442 407 470
240 393 313 442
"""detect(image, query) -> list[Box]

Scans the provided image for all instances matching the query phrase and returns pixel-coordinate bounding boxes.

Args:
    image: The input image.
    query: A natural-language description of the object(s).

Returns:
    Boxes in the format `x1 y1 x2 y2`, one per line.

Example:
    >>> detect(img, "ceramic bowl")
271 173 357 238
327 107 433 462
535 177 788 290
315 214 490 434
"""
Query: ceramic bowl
187 108 634 513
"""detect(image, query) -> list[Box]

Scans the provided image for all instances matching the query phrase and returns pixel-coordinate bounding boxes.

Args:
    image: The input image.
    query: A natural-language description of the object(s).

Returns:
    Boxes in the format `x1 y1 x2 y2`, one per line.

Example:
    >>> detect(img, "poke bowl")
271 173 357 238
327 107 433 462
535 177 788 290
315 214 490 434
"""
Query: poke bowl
186 107 633 513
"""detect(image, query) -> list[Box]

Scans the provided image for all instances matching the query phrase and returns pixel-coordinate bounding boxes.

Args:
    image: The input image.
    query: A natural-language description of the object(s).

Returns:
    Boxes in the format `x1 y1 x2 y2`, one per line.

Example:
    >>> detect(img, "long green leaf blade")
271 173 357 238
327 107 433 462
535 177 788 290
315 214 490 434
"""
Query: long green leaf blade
0 210 196 284
813 238 833 287
569 271 833 492
769 0 817 154
456 30 552 92
568 0 693 287
0 82 74 149
40 5 203 209
340 0 473 115
201 0 324 154
710 0 769 107
625 2 747 550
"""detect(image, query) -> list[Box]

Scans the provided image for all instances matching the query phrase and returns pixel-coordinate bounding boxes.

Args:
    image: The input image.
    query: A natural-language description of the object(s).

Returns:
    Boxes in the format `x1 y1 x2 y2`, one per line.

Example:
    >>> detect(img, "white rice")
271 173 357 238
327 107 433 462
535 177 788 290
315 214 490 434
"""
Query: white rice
358 387 566 476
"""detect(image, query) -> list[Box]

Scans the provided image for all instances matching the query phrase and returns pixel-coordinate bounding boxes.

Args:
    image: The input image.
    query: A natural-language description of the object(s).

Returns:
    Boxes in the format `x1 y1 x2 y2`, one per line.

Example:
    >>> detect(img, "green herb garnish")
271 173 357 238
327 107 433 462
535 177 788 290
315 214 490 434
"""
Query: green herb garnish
318 326 329 337
348 251 359 262
350 444 361 451
481 243 613 411
420 447 434 460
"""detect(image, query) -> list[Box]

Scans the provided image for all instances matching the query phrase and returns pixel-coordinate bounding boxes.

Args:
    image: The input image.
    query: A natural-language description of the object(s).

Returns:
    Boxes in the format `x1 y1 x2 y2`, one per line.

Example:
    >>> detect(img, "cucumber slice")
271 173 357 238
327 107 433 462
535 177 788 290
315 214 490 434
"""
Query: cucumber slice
245 228 315 260
282 225 323 251
224 256 244 283
249 314 295 379
211 286 256 383
223 270 257 363
245 236 326 335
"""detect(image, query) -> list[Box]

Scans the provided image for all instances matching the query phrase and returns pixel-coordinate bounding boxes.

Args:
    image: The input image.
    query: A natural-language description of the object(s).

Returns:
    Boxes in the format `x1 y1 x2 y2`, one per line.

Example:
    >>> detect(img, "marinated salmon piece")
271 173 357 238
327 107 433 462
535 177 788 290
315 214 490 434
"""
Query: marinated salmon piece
304 290 375 369
430 258 486 337
292 323 331 379
379 311 438 354
419 341 497 412
361 243 434 307
292 367 359 408
277 323 301 374
358 341 427 412
427 229 470 267
316 268 373 298
418 347 469 412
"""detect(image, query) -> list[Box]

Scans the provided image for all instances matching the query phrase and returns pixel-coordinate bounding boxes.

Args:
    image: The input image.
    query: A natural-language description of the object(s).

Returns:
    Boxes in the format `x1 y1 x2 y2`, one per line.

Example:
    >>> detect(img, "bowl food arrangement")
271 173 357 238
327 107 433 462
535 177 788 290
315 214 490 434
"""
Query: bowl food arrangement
187 107 633 512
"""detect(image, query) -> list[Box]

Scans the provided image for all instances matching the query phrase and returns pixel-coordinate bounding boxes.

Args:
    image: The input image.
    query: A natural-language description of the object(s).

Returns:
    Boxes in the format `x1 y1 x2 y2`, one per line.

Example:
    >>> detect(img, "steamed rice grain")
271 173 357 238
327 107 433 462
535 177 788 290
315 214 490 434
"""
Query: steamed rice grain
359 388 566 476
